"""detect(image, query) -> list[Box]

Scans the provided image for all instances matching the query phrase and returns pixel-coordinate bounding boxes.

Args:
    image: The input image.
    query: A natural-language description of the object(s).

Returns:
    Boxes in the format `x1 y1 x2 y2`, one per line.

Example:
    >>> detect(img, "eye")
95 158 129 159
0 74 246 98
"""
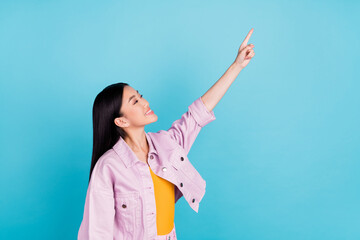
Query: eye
134 94 143 105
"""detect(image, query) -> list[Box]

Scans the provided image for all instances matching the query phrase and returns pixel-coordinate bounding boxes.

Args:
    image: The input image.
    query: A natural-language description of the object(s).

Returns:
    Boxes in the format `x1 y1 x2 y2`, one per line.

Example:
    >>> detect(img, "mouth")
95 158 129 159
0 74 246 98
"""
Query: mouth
145 109 154 116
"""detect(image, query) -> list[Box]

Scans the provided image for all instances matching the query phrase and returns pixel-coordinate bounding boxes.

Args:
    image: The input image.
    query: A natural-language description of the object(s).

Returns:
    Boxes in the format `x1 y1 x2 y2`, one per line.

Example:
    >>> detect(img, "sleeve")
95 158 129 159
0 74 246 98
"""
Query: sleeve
78 164 115 240
163 96 216 155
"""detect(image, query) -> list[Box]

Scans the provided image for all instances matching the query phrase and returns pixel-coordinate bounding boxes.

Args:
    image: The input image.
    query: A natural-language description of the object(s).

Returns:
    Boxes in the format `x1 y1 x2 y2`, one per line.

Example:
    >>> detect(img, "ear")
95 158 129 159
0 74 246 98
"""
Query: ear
114 117 129 128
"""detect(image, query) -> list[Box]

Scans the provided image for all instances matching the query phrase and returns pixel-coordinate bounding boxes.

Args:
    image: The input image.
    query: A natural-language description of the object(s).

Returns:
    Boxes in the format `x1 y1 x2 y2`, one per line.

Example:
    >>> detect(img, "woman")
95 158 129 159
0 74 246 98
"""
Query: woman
78 28 255 240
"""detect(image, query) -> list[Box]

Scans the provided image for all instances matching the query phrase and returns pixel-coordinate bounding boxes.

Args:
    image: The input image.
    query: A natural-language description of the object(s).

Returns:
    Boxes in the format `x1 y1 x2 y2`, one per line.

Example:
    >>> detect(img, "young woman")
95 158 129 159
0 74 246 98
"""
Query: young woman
78 28 255 240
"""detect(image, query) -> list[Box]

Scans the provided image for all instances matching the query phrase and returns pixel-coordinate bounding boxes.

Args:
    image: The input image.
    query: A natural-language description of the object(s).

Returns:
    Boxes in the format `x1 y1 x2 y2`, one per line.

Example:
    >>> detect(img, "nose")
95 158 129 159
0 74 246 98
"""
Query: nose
143 99 149 108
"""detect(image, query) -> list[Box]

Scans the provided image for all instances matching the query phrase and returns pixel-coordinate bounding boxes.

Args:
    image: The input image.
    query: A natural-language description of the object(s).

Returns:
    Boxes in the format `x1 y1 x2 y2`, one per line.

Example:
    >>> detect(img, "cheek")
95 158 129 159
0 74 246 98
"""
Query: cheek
128 108 145 119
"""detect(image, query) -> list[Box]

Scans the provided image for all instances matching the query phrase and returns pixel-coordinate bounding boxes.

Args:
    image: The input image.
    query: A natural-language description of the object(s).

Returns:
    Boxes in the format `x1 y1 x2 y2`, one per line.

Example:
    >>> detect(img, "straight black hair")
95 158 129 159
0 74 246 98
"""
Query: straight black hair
89 82 129 184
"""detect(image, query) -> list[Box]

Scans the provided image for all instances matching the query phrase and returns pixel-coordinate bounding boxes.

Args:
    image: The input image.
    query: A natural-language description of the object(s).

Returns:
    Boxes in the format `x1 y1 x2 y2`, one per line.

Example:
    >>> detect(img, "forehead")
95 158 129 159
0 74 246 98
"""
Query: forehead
124 86 137 95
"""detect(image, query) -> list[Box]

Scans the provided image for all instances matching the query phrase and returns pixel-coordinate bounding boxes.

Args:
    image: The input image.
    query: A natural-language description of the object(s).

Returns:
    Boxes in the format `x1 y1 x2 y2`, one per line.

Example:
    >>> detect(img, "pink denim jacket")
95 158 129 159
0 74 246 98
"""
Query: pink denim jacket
78 96 216 240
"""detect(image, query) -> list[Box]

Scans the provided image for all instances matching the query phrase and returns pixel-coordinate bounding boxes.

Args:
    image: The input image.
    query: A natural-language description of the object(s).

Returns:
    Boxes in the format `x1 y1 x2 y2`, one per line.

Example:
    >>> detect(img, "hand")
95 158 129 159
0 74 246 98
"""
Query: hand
234 28 255 69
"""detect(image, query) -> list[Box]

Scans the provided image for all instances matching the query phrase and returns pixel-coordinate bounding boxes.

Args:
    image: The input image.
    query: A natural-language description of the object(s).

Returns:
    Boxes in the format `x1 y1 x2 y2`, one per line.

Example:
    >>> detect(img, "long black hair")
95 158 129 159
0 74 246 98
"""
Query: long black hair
89 82 129 184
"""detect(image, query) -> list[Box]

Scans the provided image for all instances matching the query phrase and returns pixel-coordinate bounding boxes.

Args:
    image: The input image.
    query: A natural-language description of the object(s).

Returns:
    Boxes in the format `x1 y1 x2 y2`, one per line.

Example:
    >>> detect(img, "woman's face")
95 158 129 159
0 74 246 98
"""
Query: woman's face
115 86 158 128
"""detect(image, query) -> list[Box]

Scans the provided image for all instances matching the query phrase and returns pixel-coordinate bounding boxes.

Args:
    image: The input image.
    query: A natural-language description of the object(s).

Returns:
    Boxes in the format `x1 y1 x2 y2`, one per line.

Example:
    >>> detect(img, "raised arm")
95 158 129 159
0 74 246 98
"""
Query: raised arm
201 28 255 112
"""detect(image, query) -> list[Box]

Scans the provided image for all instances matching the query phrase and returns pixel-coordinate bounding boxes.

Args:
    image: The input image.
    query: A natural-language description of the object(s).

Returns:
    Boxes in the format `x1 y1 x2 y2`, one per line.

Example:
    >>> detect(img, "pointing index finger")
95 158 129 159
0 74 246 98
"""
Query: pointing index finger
242 28 254 46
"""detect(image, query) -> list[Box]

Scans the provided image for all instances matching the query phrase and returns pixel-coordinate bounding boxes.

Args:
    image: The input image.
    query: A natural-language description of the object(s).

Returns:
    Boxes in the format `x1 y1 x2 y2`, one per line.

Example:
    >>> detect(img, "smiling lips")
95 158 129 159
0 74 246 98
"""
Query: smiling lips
145 109 153 115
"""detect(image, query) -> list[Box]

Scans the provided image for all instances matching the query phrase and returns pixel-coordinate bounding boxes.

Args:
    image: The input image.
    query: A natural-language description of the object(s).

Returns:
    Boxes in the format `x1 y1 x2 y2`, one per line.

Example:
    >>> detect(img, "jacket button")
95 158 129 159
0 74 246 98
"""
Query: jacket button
180 183 183 187
192 198 195 203
122 204 127 208
150 155 154 159
162 167 167 172
180 157 184 161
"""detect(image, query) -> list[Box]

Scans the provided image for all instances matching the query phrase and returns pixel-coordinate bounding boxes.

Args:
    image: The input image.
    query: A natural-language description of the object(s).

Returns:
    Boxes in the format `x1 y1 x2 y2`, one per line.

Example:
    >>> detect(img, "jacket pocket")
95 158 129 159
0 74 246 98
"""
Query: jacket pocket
114 191 140 235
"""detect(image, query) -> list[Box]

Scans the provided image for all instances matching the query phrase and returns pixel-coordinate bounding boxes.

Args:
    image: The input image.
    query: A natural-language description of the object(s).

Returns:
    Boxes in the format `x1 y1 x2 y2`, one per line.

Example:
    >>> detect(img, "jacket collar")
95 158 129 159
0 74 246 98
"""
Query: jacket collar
112 132 157 168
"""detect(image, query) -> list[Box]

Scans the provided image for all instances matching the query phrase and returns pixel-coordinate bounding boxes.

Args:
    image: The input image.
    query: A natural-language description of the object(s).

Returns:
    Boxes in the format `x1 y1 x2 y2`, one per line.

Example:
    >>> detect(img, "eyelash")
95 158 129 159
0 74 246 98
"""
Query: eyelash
134 94 143 104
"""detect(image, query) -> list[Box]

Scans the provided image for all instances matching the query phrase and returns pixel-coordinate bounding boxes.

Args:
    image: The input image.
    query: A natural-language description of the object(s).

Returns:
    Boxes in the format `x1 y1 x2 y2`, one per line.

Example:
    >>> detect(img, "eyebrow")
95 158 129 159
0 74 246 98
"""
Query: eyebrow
128 90 139 103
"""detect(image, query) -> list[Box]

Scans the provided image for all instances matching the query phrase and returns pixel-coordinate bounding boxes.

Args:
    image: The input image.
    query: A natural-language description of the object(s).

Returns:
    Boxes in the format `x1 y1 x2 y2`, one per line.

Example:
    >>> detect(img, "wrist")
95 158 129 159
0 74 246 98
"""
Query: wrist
231 61 243 72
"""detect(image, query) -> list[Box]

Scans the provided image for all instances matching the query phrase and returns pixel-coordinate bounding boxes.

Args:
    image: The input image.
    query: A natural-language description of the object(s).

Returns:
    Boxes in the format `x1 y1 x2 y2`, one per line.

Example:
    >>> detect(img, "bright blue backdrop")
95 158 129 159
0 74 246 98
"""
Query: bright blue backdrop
1 0 359 239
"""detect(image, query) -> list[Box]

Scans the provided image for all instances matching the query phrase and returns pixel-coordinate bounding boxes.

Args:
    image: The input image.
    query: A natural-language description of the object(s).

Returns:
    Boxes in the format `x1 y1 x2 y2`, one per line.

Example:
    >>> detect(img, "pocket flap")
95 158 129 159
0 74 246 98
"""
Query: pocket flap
114 191 139 210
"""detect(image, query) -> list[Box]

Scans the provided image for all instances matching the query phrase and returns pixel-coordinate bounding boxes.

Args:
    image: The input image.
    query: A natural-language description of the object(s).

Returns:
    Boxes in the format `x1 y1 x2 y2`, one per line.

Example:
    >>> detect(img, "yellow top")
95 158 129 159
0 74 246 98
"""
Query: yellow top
148 166 175 235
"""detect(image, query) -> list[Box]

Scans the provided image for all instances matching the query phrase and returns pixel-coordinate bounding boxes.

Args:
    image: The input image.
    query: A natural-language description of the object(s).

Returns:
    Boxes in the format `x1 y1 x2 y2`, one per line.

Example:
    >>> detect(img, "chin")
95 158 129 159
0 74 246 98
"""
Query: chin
146 114 158 123
152 114 158 122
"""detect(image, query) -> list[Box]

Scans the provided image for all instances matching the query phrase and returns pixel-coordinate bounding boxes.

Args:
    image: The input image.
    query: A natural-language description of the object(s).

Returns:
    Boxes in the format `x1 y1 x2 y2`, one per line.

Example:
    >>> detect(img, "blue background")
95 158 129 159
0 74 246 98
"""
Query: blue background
1 0 359 239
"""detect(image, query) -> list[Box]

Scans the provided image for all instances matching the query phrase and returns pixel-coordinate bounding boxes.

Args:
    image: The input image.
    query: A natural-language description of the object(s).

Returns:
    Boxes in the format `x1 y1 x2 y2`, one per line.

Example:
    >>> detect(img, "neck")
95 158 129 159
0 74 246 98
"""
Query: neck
124 129 148 153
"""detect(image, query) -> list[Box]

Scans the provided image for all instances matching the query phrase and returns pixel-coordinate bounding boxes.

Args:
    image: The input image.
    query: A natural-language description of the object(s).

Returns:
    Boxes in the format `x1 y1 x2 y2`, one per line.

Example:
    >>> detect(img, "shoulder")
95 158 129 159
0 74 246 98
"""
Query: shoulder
147 130 180 148
95 149 122 170
90 149 123 191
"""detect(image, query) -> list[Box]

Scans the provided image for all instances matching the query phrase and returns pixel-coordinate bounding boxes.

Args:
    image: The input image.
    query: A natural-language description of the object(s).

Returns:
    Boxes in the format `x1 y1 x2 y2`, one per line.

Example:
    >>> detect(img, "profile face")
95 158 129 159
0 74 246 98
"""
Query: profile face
117 85 158 128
